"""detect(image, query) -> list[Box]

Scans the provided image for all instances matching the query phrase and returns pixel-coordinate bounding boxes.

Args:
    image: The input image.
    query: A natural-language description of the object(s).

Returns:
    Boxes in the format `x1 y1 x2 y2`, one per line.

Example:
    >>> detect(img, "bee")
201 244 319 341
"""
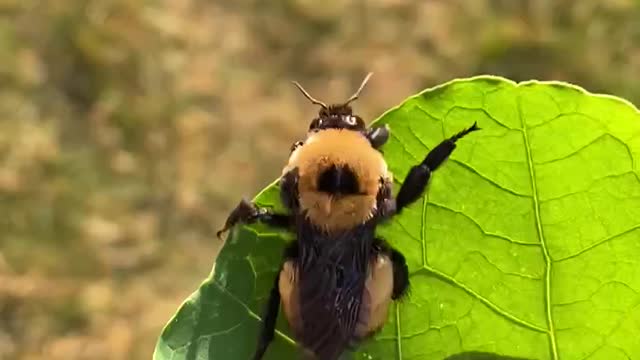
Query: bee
216 73 479 360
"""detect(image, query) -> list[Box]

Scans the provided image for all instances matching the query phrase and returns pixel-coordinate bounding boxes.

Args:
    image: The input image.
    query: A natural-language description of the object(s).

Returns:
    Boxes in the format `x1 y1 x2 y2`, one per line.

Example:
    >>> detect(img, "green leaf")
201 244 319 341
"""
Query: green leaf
154 76 640 360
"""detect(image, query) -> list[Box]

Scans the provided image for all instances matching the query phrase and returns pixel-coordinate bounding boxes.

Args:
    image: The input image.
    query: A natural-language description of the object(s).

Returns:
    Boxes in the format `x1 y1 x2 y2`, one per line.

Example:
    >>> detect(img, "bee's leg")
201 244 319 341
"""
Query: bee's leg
395 122 479 213
373 238 409 300
253 273 281 360
216 198 293 239
365 124 390 150
289 140 304 154
376 177 396 219
253 241 298 360
280 167 300 211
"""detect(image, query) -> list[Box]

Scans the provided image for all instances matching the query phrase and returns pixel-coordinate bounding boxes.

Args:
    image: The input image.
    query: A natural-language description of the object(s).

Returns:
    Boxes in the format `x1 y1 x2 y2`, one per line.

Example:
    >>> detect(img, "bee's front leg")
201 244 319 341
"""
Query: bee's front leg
216 198 293 239
280 167 300 212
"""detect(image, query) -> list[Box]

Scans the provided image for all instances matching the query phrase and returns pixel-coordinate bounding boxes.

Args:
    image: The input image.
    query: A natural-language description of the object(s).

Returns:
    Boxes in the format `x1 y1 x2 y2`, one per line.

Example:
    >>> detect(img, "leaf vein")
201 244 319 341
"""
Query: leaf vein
539 171 639 204
429 104 516 131
389 131 420 163
395 303 403 360
518 91 559 359
211 281 296 345
466 250 543 280
554 224 640 262
394 218 424 245
553 280 640 307
428 202 541 247
535 133 618 165
526 111 592 131
421 195 429 267
413 266 547 333
450 159 532 198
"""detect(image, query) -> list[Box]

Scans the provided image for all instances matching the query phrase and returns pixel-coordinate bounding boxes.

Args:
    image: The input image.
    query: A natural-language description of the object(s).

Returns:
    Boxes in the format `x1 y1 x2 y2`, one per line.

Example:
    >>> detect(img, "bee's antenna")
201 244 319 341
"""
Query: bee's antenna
343 72 373 106
292 81 328 109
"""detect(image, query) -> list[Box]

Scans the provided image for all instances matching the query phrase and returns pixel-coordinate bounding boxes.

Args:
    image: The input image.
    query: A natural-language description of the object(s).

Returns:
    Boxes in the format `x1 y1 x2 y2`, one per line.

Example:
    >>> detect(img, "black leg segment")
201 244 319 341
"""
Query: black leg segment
376 177 396 219
373 238 409 300
253 274 282 360
253 241 299 360
290 140 304 154
216 198 293 239
280 167 300 212
395 122 479 213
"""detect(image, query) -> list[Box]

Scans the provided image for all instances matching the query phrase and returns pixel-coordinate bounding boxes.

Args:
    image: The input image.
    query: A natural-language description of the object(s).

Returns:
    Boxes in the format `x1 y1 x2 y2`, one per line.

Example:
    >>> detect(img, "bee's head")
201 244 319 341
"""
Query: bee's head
293 73 372 132
308 104 365 131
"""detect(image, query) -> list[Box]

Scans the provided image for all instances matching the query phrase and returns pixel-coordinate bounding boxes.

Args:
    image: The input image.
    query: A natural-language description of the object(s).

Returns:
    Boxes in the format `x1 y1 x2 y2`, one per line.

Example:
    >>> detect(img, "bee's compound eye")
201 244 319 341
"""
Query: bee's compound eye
345 116 357 125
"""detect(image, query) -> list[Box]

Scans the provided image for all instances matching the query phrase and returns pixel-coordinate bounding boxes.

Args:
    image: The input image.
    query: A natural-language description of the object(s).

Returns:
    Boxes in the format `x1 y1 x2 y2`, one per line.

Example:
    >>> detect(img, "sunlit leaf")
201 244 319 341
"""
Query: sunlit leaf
155 76 640 360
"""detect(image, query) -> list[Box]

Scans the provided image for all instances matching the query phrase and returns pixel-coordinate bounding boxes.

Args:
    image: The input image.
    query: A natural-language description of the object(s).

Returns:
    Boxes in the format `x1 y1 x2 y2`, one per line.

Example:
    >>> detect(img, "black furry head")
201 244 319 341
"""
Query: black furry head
293 73 372 132
309 105 365 132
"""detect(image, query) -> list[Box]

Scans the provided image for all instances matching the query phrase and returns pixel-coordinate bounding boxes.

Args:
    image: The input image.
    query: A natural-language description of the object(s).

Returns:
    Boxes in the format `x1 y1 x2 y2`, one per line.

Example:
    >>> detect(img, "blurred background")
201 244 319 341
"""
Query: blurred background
0 0 639 359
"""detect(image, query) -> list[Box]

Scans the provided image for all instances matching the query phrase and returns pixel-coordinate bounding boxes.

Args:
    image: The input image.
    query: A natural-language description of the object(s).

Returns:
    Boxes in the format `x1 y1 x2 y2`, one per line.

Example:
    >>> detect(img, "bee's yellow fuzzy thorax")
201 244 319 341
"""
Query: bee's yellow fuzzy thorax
283 129 392 231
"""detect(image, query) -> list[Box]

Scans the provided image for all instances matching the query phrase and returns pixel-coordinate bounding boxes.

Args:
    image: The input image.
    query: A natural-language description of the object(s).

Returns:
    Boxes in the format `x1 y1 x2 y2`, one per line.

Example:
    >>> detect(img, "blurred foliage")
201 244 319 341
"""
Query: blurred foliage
0 0 638 359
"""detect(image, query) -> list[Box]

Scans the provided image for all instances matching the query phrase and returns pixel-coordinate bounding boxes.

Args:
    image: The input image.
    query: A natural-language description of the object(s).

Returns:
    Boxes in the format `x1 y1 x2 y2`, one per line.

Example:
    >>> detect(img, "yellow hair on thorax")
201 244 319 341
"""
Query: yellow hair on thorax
283 129 391 232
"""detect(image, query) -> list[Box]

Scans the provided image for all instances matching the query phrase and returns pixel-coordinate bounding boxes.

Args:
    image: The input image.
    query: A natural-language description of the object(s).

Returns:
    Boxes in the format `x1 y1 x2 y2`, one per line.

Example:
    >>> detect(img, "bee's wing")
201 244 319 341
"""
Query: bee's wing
297 228 372 359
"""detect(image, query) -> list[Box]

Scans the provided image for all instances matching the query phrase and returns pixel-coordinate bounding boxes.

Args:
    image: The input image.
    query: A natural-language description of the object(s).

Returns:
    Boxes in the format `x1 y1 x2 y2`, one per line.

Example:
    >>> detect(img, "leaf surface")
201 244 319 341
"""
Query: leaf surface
155 76 640 360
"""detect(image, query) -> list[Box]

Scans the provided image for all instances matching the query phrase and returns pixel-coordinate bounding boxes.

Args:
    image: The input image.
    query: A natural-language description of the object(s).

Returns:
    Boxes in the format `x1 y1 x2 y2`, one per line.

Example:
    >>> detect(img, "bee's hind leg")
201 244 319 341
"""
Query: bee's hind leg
216 198 293 239
253 272 282 360
373 238 409 300
253 242 298 360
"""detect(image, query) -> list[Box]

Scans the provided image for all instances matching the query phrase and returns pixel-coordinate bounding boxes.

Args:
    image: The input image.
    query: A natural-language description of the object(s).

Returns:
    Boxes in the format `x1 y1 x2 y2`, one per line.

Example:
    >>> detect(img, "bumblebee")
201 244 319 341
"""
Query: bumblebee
217 73 479 360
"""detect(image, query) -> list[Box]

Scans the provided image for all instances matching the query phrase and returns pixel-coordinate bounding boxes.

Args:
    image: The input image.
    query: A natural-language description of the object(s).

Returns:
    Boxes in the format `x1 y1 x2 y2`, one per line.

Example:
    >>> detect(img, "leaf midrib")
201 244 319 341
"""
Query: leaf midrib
406 89 559 358
518 91 559 360
403 112 550 358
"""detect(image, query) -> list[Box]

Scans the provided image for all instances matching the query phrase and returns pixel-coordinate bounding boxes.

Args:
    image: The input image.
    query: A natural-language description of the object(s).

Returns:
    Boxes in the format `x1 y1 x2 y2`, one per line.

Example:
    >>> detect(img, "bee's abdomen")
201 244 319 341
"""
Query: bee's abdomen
278 254 394 359
354 254 394 340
